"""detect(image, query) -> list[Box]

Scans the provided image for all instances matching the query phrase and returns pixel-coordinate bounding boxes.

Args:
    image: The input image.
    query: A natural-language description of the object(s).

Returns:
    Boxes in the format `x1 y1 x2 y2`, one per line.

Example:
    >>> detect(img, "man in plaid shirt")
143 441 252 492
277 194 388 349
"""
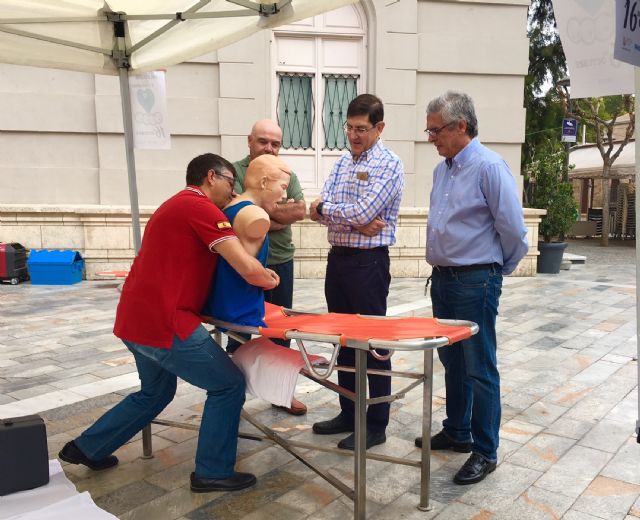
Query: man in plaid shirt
309 94 405 450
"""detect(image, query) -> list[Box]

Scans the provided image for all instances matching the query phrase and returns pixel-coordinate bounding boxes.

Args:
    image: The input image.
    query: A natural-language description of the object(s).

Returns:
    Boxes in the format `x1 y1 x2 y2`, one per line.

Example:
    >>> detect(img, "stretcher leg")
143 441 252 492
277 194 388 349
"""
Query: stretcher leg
142 424 153 458
419 348 434 511
354 348 367 520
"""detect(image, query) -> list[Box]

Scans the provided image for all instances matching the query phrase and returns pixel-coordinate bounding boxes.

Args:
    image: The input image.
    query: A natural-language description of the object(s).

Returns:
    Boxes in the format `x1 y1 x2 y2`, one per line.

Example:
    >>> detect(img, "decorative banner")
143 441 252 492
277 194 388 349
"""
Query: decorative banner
614 0 640 66
129 71 171 150
553 0 634 98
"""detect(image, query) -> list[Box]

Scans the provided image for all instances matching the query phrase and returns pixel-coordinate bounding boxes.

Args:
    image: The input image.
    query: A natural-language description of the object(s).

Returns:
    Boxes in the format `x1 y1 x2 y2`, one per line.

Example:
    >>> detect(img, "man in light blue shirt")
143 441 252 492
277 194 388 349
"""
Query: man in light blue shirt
415 91 527 485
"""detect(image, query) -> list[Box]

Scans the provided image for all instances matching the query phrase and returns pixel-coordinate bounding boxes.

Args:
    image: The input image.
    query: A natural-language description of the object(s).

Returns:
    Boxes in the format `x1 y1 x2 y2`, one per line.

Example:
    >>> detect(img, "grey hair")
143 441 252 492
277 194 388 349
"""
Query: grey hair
426 91 478 138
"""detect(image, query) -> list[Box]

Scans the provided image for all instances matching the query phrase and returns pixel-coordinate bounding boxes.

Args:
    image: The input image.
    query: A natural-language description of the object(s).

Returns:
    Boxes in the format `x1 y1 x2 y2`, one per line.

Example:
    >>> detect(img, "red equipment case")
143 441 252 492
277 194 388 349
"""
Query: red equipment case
0 242 28 284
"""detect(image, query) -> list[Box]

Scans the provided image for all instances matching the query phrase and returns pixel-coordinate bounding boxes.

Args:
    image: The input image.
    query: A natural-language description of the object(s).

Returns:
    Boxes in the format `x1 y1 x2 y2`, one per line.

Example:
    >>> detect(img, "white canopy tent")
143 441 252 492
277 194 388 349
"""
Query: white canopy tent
0 0 356 252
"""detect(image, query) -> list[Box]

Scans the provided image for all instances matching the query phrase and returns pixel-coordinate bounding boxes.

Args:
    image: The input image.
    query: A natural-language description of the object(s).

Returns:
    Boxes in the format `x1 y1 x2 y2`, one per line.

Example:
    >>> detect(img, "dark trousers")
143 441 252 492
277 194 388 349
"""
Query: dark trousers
264 260 294 348
324 247 391 433
226 259 294 353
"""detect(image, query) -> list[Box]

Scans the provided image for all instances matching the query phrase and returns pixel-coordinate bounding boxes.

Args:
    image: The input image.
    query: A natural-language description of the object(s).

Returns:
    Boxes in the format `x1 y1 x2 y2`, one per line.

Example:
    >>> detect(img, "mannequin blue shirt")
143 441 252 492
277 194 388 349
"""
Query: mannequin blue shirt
203 200 269 326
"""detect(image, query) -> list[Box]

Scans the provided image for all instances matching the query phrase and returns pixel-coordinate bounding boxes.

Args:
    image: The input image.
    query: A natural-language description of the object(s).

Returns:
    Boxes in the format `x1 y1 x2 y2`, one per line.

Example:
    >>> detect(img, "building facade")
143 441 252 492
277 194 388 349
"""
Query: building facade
0 0 540 277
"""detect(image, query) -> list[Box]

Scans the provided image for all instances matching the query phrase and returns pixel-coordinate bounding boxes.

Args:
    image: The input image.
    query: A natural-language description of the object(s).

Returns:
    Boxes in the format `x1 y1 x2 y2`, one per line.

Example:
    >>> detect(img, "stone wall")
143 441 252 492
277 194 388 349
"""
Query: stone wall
0 205 544 279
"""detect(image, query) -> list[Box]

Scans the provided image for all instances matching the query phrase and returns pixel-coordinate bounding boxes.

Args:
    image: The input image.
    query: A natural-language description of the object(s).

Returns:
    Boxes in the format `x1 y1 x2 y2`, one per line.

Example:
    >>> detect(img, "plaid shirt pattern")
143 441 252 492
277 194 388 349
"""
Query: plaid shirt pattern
320 139 404 248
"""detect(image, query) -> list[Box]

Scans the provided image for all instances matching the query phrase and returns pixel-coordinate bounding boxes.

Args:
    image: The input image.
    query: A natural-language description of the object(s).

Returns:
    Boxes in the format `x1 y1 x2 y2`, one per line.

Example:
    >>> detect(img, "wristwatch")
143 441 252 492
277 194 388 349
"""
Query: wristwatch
316 201 324 216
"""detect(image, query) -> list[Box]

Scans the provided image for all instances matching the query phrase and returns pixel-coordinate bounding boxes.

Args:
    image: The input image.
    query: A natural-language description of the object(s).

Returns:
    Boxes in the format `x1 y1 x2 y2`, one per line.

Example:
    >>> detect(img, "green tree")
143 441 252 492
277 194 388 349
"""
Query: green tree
560 93 635 246
523 0 567 178
526 139 578 242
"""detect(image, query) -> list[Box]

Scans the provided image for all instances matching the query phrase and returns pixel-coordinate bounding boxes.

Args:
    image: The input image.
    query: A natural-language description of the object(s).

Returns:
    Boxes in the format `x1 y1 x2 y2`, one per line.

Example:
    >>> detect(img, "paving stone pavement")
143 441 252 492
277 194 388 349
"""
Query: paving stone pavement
0 239 639 519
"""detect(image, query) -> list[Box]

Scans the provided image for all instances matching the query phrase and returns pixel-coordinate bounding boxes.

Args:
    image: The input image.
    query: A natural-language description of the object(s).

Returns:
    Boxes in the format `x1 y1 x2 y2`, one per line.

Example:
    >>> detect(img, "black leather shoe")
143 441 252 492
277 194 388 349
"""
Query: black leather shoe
58 440 119 471
312 414 354 435
190 471 257 493
337 431 386 450
414 430 472 452
453 453 496 485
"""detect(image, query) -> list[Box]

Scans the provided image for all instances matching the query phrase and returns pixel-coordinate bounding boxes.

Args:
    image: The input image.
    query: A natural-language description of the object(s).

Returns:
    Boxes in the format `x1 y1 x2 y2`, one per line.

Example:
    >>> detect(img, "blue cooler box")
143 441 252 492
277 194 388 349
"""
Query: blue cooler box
27 250 84 285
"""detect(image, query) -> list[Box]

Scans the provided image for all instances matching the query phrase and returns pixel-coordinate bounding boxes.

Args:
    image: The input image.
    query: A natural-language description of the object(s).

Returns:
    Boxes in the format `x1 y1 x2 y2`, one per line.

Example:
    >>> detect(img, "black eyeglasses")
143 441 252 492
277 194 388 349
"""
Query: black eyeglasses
213 171 235 188
424 121 455 138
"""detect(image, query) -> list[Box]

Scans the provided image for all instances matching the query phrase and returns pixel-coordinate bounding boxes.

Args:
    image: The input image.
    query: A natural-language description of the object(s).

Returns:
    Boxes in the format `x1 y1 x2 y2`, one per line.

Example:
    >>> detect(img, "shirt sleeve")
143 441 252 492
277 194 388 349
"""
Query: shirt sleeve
288 171 304 201
323 157 404 226
189 198 237 251
316 159 340 226
481 162 529 274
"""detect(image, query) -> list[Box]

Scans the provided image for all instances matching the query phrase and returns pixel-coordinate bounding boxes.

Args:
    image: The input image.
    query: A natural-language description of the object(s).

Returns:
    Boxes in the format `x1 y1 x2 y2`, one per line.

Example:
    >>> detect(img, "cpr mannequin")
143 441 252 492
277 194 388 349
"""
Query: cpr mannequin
203 154 291 329
203 155 312 410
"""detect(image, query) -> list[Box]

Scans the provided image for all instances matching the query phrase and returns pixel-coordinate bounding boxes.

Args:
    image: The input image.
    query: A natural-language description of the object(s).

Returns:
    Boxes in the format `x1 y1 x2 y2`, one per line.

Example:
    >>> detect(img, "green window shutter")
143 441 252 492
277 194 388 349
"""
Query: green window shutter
323 74 358 151
277 73 314 150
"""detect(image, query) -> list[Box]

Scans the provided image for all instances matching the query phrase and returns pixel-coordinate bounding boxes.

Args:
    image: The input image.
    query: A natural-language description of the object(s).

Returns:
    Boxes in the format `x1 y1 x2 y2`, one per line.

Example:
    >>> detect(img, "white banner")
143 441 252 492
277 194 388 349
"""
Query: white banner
553 0 634 98
614 0 640 66
129 71 171 150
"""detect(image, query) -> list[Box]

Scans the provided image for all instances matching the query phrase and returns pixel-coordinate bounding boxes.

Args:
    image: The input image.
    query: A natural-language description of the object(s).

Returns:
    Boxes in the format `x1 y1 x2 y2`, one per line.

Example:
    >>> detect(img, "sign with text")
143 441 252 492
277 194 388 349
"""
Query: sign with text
562 118 578 143
553 0 633 98
615 0 640 66
129 71 171 150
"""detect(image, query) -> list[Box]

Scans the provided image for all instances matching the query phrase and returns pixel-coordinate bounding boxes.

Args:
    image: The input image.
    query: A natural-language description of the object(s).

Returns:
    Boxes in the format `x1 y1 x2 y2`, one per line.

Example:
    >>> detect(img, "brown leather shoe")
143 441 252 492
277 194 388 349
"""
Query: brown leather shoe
272 398 307 416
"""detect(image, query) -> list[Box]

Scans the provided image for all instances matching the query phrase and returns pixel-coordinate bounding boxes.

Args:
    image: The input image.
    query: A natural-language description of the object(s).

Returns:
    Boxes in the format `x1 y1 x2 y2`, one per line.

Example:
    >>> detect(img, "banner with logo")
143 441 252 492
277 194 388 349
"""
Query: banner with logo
553 0 634 98
614 0 640 66
129 70 171 150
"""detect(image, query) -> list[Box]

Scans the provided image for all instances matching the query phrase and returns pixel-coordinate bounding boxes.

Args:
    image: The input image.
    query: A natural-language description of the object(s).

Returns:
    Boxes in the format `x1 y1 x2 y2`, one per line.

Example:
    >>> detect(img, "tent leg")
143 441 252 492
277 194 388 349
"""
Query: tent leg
635 68 640 444
118 66 142 254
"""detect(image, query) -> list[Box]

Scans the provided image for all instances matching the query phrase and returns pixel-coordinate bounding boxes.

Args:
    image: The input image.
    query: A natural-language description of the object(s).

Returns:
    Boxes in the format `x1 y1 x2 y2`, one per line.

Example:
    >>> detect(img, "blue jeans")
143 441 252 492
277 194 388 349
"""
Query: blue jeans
430 265 503 462
75 325 246 478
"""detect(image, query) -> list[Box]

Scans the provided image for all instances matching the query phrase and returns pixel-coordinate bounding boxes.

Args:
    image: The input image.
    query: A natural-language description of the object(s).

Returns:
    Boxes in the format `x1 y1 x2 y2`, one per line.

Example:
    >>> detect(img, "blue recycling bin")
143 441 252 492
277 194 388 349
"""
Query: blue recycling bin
27 250 84 285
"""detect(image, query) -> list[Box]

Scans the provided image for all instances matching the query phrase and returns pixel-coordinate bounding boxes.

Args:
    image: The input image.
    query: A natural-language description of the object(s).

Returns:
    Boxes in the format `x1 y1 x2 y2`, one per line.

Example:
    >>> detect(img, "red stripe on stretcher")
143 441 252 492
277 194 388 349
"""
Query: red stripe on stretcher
259 303 473 345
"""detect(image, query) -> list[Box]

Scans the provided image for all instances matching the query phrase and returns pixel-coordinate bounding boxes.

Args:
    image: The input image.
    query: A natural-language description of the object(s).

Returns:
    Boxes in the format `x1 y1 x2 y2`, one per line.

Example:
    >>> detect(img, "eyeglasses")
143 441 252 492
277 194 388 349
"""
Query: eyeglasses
343 122 378 136
213 171 235 189
424 121 455 138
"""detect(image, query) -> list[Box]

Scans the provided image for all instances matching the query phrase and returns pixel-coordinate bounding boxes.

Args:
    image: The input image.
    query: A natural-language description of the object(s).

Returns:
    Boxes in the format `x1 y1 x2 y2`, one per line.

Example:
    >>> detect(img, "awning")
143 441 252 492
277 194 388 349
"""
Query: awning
0 0 357 75
569 142 636 180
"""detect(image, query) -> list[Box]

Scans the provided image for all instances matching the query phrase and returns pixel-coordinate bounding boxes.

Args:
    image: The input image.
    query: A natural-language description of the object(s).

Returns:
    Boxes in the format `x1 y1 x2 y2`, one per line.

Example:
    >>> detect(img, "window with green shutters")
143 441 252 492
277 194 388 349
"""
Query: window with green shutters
323 74 358 151
277 72 315 150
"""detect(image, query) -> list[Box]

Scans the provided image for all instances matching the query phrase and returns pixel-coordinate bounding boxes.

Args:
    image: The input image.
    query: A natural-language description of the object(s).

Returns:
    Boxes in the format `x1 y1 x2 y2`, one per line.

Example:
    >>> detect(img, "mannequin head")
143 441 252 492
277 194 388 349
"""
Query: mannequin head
243 154 291 206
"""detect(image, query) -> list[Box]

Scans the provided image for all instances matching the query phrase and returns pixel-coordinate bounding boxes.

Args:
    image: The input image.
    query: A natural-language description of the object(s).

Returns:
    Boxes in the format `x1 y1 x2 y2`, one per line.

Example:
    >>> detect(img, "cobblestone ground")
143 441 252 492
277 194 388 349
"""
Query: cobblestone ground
0 239 638 519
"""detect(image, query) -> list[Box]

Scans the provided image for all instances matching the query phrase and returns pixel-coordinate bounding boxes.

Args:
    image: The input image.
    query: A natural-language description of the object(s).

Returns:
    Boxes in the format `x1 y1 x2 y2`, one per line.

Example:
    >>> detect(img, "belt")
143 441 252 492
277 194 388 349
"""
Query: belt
330 246 388 256
434 262 500 273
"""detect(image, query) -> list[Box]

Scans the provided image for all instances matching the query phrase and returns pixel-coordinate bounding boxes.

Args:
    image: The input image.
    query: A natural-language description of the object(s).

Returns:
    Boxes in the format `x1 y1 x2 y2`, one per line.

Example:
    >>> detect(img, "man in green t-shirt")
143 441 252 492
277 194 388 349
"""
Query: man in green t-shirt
232 119 307 415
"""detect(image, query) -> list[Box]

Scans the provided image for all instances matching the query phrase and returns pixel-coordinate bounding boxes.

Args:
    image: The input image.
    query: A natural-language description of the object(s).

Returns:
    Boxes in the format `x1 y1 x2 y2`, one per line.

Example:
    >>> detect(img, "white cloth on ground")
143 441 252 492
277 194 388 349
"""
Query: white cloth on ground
232 336 327 407
0 460 117 520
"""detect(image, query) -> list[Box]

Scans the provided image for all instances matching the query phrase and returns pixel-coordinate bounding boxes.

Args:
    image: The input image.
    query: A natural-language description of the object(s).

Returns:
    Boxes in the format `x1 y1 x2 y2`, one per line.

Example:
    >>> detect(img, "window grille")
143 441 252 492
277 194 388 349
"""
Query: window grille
323 74 358 151
277 73 314 149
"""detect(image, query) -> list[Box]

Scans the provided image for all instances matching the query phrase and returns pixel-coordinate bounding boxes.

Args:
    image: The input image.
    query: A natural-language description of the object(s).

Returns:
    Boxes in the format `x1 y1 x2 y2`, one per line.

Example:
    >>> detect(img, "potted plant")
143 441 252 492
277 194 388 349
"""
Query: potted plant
526 140 578 273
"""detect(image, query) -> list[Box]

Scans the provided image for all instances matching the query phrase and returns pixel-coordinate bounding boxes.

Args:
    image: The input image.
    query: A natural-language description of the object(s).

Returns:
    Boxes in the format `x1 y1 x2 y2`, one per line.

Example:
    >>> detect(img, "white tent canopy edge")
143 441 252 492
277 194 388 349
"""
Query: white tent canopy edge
0 0 356 251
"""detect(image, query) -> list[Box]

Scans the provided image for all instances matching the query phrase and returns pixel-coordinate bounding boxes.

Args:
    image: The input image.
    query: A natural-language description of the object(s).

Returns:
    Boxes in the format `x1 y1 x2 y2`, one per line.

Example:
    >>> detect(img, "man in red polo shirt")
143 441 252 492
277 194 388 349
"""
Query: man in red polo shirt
59 153 278 493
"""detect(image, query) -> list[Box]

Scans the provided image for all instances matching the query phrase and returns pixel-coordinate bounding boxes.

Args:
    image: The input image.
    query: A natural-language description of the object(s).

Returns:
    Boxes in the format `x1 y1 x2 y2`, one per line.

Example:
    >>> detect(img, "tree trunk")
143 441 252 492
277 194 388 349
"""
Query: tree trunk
600 163 611 247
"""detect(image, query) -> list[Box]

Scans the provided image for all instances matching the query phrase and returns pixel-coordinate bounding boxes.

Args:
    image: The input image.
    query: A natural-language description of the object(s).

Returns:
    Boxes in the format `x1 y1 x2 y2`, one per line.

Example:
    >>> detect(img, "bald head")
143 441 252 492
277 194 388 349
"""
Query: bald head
245 154 290 187
248 119 283 159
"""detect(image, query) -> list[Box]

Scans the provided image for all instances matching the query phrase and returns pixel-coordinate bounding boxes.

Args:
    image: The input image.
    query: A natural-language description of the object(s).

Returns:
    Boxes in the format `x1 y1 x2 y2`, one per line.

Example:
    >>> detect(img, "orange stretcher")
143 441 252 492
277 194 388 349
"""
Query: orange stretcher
142 303 478 520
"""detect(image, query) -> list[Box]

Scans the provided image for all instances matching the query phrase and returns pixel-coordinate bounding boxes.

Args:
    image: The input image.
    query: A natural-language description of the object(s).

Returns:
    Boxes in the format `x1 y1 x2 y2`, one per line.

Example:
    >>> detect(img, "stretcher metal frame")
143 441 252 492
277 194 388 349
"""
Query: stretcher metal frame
141 308 478 520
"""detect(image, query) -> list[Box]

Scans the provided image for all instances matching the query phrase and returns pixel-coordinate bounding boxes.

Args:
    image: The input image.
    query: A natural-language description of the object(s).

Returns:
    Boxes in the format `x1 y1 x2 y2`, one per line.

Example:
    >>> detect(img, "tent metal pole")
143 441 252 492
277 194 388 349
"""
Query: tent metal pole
118 66 142 255
635 67 639 444
111 12 143 256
